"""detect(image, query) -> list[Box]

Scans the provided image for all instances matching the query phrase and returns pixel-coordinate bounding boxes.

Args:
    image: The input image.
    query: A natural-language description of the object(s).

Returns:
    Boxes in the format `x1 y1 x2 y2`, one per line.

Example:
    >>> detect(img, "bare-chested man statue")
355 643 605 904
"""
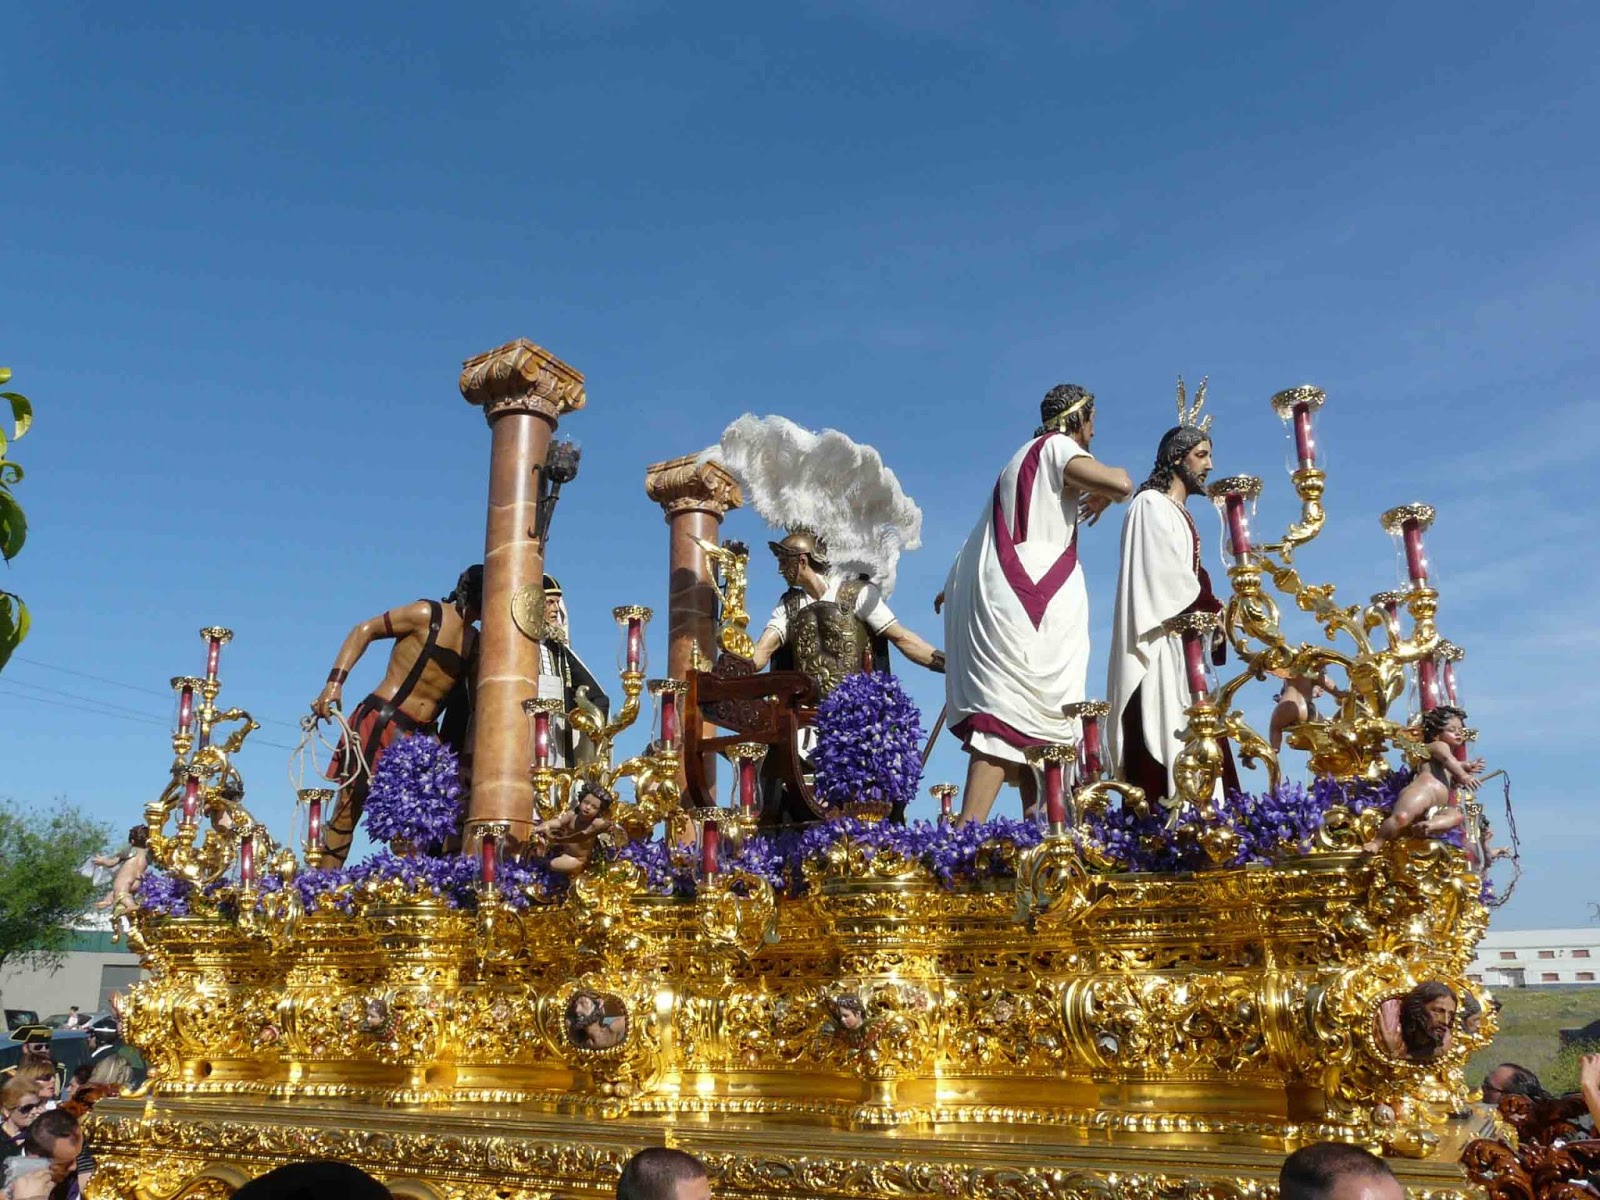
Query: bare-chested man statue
310 565 482 864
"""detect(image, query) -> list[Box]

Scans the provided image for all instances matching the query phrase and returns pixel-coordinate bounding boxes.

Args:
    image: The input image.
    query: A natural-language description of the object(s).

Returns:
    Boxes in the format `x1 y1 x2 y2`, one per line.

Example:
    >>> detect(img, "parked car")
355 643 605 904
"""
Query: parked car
4 1008 40 1036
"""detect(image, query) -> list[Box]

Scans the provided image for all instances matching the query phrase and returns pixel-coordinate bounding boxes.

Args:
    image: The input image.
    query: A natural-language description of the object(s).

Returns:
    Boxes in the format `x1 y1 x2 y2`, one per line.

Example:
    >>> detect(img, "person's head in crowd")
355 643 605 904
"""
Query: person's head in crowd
0 1077 45 1138
1482 1062 1548 1106
11 1063 56 1104
1280 1142 1404 1200
13 1026 53 1069
617 1147 712 1200
87 1055 131 1089
22 1107 83 1172
1398 981 1456 1061
62 1065 95 1104
232 1160 391 1199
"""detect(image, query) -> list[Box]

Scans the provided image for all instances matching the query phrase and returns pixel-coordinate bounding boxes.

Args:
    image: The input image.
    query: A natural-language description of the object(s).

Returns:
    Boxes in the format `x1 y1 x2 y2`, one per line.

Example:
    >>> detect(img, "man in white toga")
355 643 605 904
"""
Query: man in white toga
1106 418 1238 806
940 384 1134 826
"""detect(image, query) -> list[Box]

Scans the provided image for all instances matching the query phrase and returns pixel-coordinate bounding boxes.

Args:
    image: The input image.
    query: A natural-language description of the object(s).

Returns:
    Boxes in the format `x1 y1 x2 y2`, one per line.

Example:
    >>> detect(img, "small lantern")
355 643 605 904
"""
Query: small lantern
199 626 233 681
1163 612 1221 702
698 811 721 877
1371 590 1410 641
477 821 510 889
1024 744 1077 832
522 697 564 770
181 773 201 824
648 678 688 752
929 783 959 824
1437 640 1464 706
614 606 652 675
726 742 766 814
239 830 256 888
1063 701 1110 783
298 788 333 861
170 676 202 738
1270 386 1326 473
1206 476 1263 569
1380 504 1436 589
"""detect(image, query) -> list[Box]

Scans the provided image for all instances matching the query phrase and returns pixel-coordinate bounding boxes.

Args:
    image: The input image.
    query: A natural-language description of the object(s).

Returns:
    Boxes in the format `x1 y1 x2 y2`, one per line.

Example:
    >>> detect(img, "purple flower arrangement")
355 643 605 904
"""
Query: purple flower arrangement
363 734 465 854
811 672 924 813
136 870 194 917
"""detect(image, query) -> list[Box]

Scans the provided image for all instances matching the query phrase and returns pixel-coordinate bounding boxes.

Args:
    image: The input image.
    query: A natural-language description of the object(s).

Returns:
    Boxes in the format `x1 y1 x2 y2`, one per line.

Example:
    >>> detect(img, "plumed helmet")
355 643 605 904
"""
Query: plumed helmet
767 526 831 571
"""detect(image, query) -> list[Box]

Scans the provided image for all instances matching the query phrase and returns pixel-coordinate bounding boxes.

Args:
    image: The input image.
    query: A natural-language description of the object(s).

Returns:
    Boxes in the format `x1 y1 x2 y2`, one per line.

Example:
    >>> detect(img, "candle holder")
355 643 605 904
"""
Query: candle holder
614 606 653 676
1370 590 1410 643
1207 476 1263 569
1063 700 1110 786
725 742 766 817
170 675 203 758
199 626 233 681
524 697 566 817
298 788 334 869
1380 503 1436 588
691 807 724 878
1436 640 1464 707
1164 611 1221 702
929 782 960 824
648 678 688 754
1024 743 1077 835
473 820 512 890
1270 385 1325 473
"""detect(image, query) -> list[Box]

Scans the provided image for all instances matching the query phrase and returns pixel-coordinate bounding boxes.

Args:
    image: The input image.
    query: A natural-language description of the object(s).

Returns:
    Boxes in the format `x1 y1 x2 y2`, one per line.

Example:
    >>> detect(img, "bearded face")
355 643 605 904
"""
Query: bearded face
1400 984 1456 1059
1174 439 1213 497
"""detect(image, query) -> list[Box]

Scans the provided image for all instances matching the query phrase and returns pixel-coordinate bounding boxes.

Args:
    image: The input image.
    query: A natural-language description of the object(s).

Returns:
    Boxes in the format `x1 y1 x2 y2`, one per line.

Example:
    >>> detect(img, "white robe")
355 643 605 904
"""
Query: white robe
943 433 1091 764
1106 489 1206 801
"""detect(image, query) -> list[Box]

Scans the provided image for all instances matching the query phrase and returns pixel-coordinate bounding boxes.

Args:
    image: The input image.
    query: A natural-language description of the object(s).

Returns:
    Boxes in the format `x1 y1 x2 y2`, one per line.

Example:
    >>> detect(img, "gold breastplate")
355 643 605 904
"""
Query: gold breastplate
785 582 872 698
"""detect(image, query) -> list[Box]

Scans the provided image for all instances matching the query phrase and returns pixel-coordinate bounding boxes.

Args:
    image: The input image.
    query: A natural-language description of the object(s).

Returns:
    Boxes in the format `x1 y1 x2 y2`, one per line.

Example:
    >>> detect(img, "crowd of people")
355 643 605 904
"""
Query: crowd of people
1 1024 133 1200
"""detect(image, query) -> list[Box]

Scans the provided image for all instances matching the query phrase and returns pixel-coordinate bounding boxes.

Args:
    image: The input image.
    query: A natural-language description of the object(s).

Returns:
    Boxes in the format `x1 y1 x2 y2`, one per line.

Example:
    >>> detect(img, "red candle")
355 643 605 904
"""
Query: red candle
627 617 643 674
533 710 551 767
239 836 255 887
1402 519 1428 584
206 637 222 680
939 791 953 821
182 775 200 823
177 685 195 735
1182 632 1209 699
738 758 757 813
1224 493 1251 559
1043 759 1067 827
307 795 323 846
1081 714 1104 778
661 690 679 747
1443 661 1459 706
1293 402 1316 470
1417 659 1440 712
701 818 720 876
480 834 498 887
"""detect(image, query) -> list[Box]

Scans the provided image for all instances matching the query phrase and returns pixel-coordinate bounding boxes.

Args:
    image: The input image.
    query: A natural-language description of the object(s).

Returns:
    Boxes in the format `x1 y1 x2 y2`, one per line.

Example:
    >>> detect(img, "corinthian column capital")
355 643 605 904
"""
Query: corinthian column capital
460 339 587 424
643 454 744 521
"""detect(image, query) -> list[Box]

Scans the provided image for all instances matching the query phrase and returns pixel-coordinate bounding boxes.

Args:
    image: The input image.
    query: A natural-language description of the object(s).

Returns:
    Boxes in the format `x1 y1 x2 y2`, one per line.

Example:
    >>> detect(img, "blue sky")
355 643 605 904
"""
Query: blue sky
2 2 1595 929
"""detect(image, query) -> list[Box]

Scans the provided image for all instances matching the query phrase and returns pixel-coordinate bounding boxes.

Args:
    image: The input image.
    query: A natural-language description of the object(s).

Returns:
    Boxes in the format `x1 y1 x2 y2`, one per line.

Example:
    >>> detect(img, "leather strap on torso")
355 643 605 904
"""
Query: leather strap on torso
391 600 445 713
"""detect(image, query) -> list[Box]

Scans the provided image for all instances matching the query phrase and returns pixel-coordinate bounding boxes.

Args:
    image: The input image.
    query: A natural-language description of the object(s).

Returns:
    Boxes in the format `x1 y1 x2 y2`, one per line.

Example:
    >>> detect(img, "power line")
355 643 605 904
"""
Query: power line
7 653 306 730
0 684 299 752
1 676 172 723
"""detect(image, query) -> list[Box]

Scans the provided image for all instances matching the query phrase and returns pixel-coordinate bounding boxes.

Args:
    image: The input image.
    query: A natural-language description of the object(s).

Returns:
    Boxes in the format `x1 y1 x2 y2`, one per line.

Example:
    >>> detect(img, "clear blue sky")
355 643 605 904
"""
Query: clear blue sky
2 3 1594 929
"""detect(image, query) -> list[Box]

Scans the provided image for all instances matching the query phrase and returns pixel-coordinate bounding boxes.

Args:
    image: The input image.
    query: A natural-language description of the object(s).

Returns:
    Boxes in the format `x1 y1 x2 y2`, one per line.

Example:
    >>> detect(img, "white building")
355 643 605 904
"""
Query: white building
1469 927 1600 989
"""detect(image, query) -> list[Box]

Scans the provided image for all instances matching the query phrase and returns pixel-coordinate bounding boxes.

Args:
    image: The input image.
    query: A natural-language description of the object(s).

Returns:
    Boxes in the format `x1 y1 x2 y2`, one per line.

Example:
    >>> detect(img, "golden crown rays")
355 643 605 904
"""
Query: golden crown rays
1176 376 1213 433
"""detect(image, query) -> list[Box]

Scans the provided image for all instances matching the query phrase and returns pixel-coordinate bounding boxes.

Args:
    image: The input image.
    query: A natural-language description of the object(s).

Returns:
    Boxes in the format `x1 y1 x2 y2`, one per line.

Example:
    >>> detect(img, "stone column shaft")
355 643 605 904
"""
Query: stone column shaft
461 340 586 841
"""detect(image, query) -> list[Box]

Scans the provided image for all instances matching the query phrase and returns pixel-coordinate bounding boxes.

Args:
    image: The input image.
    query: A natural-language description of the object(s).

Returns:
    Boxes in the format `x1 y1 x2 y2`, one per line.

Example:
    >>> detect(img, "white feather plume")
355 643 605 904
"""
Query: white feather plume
701 414 923 597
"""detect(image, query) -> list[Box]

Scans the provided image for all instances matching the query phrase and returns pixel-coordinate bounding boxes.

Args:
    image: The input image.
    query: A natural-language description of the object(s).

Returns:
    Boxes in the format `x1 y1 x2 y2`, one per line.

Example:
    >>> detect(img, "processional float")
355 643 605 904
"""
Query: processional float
89 340 1514 1200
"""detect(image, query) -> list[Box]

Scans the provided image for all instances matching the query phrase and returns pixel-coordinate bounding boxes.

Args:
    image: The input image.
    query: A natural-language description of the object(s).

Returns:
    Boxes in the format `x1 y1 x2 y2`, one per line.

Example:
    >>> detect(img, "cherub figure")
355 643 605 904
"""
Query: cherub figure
1365 705 1485 851
94 824 149 913
1268 670 1346 752
567 991 628 1049
529 782 614 875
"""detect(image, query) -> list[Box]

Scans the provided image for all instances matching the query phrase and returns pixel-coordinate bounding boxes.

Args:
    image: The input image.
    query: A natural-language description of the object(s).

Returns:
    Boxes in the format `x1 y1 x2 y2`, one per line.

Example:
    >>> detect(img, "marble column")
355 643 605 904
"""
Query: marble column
461 339 586 842
643 454 743 797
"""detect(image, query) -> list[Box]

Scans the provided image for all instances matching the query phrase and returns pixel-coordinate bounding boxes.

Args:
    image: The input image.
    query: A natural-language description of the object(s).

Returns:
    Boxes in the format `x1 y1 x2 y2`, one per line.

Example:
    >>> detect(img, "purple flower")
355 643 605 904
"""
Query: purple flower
363 734 465 853
811 672 925 813
136 870 193 917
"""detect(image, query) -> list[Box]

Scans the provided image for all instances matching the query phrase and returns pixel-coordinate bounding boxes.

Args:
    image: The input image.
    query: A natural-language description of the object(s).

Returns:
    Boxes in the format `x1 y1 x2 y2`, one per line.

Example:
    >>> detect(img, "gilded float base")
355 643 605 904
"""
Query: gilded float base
87 1095 1490 1200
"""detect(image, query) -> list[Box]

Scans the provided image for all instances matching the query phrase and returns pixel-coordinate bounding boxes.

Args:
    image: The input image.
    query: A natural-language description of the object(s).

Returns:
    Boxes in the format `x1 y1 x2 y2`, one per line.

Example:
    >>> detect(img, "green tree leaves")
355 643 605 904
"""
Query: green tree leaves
0 363 31 671
0 800 109 980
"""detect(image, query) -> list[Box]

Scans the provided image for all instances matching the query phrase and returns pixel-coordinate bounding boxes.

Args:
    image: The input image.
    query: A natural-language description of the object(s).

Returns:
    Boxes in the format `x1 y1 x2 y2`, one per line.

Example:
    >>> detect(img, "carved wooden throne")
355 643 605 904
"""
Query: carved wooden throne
684 656 819 820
